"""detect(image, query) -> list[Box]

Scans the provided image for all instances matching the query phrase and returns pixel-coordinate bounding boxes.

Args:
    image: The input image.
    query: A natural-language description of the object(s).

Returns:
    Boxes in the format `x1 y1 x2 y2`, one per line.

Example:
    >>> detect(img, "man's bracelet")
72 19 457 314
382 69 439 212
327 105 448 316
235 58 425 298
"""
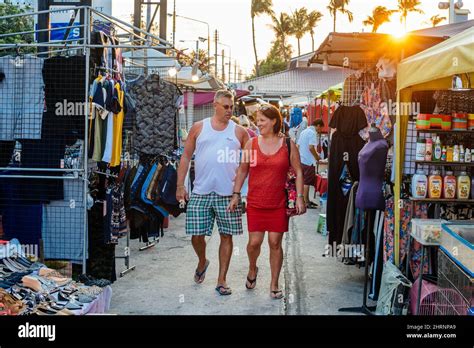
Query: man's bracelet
232 192 241 196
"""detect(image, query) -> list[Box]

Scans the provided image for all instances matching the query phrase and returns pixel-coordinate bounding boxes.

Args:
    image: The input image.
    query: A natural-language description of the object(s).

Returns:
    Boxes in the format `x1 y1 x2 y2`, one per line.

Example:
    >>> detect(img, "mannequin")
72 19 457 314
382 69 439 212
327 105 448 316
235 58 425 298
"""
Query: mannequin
355 125 388 210
339 124 388 315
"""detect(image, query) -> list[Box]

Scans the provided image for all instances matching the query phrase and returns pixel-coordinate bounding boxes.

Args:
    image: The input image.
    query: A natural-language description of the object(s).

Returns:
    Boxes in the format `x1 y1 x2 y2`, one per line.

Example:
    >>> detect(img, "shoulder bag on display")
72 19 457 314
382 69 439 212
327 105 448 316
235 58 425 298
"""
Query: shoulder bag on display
159 164 179 206
339 162 354 196
285 138 299 218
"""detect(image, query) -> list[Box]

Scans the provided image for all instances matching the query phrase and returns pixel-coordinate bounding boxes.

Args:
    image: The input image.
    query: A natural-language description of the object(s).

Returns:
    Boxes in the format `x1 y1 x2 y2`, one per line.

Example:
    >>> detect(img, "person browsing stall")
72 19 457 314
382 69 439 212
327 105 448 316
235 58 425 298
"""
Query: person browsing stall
297 119 324 208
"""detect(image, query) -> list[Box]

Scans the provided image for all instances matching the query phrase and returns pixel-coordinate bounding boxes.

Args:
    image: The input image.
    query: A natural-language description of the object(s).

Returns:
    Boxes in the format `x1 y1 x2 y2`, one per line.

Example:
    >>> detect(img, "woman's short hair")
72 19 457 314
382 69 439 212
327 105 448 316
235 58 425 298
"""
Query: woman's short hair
258 104 282 134
313 119 325 127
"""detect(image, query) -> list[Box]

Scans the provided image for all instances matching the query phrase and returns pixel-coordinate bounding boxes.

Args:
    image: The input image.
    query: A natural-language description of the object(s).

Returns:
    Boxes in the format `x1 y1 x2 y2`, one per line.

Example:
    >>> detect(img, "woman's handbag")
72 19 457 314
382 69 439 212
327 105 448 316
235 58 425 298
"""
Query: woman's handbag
285 138 299 217
339 162 354 196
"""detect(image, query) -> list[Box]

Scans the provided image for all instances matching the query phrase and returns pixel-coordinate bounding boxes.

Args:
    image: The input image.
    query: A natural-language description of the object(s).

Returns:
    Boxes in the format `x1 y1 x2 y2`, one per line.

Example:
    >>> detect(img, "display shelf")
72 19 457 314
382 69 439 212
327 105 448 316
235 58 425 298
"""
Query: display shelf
415 161 474 167
416 129 474 134
409 197 474 203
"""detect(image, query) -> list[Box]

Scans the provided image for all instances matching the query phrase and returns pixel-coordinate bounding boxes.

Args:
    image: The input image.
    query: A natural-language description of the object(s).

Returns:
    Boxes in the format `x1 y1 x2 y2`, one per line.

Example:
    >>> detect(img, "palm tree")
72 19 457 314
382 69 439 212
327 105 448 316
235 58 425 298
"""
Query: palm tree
267 12 293 61
306 10 323 52
251 0 274 77
397 0 424 31
177 49 211 73
327 0 353 32
363 6 396 33
290 8 309 56
429 14 446 27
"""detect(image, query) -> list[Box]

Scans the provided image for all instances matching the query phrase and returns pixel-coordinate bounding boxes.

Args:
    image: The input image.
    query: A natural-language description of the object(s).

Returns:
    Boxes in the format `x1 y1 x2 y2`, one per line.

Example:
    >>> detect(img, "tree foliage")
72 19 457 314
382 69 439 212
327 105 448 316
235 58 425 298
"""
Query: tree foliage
363 6 396 33
0 2 34 56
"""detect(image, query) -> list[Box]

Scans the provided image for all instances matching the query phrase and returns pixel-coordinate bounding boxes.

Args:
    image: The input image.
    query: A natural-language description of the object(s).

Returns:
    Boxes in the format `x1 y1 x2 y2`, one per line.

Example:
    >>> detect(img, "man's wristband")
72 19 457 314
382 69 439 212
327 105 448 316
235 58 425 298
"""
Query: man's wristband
232 192 241 196
297 194 304 198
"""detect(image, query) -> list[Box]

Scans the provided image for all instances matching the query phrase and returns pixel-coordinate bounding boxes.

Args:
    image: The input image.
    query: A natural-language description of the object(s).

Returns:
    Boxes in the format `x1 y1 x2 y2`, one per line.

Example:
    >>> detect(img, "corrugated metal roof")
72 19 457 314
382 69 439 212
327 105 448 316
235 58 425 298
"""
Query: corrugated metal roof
409 20 474 38
237 66 351 96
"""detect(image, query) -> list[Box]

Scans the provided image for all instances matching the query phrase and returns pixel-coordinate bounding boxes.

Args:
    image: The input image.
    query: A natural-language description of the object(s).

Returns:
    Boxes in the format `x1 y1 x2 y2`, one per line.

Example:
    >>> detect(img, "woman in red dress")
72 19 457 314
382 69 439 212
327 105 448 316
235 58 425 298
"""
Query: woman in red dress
228 104 305 299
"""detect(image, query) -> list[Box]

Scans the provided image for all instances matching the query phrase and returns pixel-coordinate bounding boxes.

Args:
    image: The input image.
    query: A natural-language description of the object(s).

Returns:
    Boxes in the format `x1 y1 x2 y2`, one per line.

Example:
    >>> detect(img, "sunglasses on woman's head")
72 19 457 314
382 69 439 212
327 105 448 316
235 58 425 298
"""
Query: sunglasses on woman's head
258 104 272 112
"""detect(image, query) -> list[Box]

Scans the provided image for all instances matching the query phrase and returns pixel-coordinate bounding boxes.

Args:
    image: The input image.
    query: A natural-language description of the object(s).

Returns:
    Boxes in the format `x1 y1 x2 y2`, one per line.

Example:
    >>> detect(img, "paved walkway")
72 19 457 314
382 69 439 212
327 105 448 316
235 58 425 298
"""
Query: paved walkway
109 200 368 315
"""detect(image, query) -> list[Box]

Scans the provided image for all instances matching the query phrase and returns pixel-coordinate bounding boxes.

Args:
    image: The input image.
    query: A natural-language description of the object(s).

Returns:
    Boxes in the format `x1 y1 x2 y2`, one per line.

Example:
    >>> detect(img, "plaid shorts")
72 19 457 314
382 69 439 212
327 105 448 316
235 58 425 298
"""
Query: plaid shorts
185 192 243 236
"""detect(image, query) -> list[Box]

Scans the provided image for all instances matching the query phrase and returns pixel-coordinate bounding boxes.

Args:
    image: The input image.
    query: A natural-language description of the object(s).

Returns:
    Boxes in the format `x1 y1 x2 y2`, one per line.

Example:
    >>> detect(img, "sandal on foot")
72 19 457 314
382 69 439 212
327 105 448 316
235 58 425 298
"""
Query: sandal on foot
270 290 283 299
194 259 210 284
245 267 258 290
215 285 232 296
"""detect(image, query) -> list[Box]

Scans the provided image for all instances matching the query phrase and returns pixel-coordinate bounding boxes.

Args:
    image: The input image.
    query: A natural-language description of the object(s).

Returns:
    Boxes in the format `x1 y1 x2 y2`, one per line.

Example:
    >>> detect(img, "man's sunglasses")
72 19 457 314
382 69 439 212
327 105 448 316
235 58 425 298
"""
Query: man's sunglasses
217 103 234 110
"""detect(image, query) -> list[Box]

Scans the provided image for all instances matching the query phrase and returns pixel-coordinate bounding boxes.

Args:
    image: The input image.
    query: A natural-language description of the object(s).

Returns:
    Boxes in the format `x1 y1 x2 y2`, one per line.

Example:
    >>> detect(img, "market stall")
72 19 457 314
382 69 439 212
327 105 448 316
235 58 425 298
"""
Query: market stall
394 26 474 315
0 5 190 315
308 30 455 316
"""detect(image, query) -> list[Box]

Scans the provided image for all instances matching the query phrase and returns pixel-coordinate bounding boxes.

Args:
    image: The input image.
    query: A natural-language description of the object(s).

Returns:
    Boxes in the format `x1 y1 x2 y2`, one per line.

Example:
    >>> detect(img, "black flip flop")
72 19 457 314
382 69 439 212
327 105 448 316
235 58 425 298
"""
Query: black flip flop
245 267 259 290
270 290 284 299
215 285 232 296
194 259 210 284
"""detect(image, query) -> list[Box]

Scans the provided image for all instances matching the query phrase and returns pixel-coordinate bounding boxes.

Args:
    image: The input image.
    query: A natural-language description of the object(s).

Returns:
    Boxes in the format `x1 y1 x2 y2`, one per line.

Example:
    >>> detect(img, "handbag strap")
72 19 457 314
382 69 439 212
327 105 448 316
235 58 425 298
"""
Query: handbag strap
285 137 291 165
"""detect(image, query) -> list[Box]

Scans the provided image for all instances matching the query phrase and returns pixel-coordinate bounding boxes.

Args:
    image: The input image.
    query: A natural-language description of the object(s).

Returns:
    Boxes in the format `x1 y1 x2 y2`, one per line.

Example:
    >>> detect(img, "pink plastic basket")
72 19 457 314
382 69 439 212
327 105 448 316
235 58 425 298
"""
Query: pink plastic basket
410 278 439 315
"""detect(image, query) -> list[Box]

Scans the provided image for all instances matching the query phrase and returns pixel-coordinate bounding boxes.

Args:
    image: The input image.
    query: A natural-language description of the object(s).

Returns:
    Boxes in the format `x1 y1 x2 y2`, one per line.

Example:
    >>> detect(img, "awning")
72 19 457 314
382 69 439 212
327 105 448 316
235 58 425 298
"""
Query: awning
316 82 343 99
309 32 446 68
123 48 180 68
166 66 225 91
397 26 474 91
184 89 250 107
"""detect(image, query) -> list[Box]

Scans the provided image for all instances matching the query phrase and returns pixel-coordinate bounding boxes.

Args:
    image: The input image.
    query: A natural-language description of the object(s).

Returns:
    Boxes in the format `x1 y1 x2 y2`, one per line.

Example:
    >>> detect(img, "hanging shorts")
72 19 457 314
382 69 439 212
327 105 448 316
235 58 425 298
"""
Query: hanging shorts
185 192 243 236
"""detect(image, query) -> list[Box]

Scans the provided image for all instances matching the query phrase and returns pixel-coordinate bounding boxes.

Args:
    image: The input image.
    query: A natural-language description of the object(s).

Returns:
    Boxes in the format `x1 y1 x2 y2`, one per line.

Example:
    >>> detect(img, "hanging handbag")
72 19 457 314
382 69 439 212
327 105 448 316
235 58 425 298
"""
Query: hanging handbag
159 163 179 206
339 162 354 196
285 138 299 217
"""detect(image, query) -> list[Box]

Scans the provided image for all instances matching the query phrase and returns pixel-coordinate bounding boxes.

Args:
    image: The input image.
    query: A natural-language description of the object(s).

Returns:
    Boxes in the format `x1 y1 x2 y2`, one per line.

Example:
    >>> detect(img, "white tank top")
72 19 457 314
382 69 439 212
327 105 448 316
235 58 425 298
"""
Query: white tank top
193 117 241 196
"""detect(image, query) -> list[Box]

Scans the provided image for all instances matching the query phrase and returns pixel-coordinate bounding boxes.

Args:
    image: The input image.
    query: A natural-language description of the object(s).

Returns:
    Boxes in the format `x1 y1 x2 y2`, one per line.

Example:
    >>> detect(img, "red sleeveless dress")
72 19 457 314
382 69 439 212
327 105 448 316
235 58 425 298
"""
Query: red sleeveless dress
247 137 290 233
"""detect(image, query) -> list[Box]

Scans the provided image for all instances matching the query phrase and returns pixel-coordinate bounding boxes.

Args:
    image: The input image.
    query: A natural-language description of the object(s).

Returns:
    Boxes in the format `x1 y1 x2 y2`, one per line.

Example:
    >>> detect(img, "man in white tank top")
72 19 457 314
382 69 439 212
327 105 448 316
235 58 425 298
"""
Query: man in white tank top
176 90 249 296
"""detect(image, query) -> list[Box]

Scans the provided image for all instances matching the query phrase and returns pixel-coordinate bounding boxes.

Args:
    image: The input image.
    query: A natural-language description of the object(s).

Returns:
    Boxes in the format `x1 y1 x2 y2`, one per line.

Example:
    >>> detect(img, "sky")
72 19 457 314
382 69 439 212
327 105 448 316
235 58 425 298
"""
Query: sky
111 0 474 78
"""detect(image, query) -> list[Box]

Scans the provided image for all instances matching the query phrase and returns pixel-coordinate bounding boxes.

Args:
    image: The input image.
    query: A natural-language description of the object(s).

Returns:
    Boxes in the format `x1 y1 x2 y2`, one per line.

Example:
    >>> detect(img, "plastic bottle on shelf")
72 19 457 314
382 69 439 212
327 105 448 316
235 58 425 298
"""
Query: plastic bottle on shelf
471 148 474 162
447 145 454 162
411 170 428 198
415 138 426 161
425 137 433 161
453 145 460 162
457 171 471 199
441 146 447 161
460 145 465 162
433 136 442 161
428 170 443 199
443 171 456 199
466 148 471 163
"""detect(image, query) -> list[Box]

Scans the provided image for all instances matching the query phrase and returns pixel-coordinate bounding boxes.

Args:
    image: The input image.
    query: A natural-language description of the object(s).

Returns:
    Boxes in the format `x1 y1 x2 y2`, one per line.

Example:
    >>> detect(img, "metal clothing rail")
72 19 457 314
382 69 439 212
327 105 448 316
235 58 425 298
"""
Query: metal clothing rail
0 5 178 276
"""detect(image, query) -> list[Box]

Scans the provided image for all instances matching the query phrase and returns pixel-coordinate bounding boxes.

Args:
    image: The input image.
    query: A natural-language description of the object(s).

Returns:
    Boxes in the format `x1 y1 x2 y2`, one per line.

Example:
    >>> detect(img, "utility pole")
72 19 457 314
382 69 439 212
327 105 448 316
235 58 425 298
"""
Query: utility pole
214 30 218 78
234 60 237 84
172 0 176 47
228 56 231 84
159 0 167 45
221 49 225 83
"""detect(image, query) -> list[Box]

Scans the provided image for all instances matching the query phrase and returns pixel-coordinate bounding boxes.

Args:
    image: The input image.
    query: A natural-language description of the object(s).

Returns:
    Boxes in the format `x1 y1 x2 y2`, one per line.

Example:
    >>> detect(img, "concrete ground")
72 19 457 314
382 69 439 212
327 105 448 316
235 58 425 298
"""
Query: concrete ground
109 192 370 315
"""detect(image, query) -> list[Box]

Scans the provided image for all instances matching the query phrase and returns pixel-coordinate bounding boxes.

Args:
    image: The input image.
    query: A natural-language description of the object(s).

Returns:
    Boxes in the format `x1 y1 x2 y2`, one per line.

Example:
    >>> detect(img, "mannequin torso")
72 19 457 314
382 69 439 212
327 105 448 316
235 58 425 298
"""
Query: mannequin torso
355 129 388 210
